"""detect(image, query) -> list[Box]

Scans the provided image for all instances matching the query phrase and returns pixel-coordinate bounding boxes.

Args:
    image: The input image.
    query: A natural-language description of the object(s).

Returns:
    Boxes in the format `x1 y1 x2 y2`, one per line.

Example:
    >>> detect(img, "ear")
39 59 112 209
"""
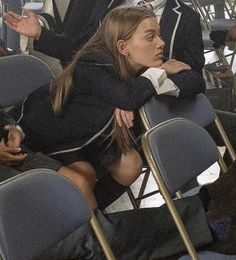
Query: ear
117 40 129 56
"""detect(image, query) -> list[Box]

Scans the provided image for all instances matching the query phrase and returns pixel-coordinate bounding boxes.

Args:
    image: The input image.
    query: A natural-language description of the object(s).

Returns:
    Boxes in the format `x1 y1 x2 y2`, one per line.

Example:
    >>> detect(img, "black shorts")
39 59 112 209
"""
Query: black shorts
0 146 62 182
50 136 122 169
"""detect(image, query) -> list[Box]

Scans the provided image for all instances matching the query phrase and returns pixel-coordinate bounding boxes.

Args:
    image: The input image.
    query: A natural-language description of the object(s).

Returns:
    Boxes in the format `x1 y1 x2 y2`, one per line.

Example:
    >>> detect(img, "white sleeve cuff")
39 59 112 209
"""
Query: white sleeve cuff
141 67 167 87
141 67 180 97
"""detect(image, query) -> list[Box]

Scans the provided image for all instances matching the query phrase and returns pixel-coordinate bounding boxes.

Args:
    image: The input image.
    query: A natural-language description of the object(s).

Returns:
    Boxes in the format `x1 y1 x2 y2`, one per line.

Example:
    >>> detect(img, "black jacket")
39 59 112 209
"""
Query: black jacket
15 50 205 155
34 0 204 73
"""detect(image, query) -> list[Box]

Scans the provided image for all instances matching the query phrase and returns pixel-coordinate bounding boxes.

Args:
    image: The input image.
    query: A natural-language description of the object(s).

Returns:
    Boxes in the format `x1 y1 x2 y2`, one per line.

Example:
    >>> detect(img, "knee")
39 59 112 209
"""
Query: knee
130 152 143 177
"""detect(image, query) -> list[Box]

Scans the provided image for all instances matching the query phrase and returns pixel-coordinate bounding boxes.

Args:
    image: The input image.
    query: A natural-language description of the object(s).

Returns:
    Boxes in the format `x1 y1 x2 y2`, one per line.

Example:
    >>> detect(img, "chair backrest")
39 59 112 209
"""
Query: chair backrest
1 0 23 52
139 94 216 131
0 169 91 260
0 54 55 107
142 118 219 196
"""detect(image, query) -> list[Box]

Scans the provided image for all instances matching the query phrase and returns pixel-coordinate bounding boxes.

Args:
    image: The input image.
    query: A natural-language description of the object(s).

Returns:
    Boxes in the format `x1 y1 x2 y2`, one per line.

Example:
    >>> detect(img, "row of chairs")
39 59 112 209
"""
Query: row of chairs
1 54 236 259
183 0 236 96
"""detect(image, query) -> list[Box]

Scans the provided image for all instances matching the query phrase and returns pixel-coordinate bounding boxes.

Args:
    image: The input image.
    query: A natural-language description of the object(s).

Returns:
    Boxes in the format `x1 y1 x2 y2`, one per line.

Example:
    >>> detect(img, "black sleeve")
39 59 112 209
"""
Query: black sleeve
75 63 205 110
179 12 205 74
169 70 206 97
33 0 100 64
0 108 16 139
33 28 86 63
74 63 157 110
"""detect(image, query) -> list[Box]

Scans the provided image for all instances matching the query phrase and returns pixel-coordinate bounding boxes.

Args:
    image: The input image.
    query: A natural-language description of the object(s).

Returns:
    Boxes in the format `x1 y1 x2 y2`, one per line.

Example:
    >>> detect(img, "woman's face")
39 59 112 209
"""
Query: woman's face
118 17 165 72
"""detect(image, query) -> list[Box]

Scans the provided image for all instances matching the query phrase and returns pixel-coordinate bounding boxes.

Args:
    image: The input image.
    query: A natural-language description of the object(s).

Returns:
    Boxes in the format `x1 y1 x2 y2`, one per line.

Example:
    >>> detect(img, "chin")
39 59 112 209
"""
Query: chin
151 61 163 68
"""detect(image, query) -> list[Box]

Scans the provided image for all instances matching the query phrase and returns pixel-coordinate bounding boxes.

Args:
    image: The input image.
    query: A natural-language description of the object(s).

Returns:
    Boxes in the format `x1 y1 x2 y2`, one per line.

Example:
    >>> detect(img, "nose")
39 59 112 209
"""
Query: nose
156 36 165 49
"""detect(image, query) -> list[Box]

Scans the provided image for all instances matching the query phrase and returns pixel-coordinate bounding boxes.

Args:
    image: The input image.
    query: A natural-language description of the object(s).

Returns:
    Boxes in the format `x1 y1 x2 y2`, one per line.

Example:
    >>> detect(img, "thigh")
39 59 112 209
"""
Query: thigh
0 164 22 182
16 147 62 172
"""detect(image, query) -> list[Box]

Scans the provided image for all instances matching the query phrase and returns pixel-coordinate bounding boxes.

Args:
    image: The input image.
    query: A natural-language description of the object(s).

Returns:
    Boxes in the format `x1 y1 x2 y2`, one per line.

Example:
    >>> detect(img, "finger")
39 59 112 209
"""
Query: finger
5 11 22 21
121 111 132 128
8 153 27 162
114 109 123 127
4 124 15 131
4 146 22 155
127 112 134 127
4 21 18 31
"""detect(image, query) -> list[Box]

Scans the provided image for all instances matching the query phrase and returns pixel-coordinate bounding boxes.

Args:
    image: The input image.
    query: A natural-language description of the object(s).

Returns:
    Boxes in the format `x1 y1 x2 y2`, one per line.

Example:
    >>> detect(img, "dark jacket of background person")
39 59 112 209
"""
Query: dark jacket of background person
13 50 205 156
34 0 205 73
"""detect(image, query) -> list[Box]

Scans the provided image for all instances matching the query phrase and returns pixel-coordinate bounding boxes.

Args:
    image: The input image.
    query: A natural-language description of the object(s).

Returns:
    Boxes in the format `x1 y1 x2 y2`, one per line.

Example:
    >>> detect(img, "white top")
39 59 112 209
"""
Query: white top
141 68 179 96
122 0 167 21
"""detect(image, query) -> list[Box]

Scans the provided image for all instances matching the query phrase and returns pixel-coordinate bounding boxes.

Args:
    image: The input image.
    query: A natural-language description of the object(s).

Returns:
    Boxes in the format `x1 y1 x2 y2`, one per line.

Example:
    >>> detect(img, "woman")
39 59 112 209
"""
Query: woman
13 7 205 209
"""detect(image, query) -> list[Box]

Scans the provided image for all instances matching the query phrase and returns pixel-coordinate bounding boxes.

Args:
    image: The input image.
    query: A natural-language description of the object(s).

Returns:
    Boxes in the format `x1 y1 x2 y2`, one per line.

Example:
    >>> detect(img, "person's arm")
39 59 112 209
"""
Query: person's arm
177 11 205 74
0 139 26 166
169 70 206 97
4 0 103 63
75 61 205 111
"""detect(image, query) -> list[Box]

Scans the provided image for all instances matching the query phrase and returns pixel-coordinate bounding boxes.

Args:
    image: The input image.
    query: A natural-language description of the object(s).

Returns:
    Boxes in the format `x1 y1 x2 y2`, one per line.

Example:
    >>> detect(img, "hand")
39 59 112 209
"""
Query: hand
115 109 134 128
4 125 25 148
0 139 27 166
161 59 191 76
226 25 236 42
4 9 42 40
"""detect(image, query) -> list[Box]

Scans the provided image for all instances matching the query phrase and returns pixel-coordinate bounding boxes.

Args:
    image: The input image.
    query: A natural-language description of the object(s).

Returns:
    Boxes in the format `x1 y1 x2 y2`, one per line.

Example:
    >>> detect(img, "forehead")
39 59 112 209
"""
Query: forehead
136 17 159 33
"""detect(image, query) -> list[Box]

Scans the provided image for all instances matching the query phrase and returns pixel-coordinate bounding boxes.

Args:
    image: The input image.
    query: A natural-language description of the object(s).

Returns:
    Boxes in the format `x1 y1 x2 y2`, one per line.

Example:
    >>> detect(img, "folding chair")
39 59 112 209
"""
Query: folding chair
0 54 55 107
0 0 24 53
131 94 236 207
142 117 235 259
0 169 115 260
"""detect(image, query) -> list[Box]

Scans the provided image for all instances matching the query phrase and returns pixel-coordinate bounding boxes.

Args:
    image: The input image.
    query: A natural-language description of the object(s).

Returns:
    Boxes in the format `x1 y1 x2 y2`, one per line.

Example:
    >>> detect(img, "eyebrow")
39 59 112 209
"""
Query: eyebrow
144 29 158 33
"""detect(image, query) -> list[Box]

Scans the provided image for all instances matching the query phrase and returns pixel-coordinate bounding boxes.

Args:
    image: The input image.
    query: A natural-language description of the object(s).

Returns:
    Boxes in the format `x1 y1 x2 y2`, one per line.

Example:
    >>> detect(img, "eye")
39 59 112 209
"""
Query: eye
147 34 154 41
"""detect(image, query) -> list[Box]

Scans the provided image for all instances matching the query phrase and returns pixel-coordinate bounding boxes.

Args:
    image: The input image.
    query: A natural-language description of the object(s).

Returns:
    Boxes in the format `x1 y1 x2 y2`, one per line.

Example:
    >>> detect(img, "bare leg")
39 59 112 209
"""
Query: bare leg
58 161 97 209
106 148 143 187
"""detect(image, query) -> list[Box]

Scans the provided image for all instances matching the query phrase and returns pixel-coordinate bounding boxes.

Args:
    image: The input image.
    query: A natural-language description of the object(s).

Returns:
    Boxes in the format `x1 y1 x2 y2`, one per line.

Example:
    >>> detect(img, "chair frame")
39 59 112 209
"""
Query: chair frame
141 118 223 260
130 94 236 208
142 129 199 260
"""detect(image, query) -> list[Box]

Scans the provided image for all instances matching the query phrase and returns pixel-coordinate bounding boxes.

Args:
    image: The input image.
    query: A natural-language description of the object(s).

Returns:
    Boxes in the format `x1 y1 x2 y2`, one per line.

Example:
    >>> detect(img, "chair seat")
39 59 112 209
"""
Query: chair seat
210 19 236 31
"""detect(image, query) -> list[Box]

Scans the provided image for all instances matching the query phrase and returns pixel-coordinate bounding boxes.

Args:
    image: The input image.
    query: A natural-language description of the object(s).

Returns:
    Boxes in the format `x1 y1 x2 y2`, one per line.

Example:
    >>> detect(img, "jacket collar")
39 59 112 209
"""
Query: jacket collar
160 0 182 59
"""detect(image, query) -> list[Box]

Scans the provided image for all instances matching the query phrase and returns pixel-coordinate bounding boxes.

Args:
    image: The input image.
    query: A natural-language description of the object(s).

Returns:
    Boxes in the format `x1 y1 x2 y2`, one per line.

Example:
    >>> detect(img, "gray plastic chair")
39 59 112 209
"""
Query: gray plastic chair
0 54 55 107
0 169 115 260
132 94 236 207
140 94 236 170
142 118 235 260
1 0 25 53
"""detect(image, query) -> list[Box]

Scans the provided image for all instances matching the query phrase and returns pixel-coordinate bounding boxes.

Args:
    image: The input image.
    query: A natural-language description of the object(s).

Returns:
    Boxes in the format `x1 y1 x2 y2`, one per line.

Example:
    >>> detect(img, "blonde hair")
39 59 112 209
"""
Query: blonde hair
51 6 156 151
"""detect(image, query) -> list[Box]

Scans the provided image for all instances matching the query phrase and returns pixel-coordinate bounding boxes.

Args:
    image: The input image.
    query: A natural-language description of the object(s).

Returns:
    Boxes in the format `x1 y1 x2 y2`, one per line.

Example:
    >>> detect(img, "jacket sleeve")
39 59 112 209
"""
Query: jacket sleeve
74 62 157 110
33 0 100 64
74 62 205 110
179 12 205 74
169 70 206 97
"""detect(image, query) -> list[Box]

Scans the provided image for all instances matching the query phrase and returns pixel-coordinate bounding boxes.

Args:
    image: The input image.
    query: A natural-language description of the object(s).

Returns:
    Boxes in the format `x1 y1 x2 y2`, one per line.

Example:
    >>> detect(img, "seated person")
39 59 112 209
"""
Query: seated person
9 6 205 210
4 0 205 73
0 107 128 209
